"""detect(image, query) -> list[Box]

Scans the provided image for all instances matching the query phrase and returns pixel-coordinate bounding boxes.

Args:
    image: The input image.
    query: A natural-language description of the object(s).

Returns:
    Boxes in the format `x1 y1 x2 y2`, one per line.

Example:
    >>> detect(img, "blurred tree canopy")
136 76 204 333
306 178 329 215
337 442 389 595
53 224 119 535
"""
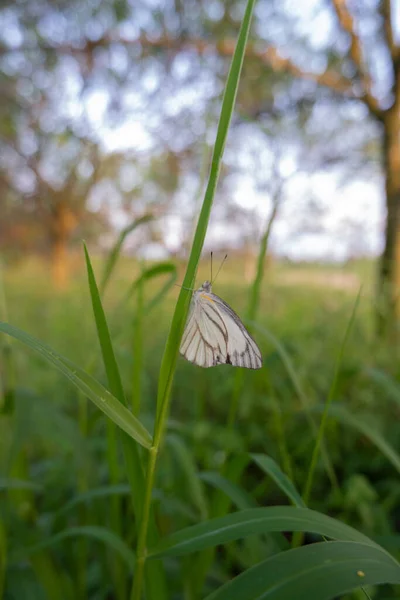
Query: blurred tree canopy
0 0 399 332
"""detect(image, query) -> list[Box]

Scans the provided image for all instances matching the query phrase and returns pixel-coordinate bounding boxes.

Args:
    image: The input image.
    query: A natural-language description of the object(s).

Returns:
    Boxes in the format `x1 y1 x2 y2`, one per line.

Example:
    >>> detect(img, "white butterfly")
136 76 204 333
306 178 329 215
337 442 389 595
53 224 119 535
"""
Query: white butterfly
180 281 262 369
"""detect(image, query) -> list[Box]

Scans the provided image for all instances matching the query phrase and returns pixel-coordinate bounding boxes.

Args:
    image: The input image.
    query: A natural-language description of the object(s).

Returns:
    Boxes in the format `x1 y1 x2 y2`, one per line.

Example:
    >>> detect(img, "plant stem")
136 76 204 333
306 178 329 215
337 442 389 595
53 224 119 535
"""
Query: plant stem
293 287 362 548
130 2 256 597
131 445 158 600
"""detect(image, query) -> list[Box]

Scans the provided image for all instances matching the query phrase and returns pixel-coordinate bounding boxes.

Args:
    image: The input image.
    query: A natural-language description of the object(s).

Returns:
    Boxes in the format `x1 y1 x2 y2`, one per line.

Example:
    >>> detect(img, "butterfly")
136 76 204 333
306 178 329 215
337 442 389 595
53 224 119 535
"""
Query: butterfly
179 280 262 369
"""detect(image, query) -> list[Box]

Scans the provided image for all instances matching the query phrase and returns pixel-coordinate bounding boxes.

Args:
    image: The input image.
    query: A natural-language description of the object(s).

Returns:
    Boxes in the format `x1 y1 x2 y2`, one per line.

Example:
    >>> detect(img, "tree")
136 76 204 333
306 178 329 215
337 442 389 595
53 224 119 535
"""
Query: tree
1 0 397 324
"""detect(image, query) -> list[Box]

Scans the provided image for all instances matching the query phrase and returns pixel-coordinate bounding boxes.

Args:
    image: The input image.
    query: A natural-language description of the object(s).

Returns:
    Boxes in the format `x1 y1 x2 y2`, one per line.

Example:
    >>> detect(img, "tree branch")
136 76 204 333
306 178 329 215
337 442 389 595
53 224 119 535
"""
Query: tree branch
2 32 382 110
381 0 400 64
331 0 382 117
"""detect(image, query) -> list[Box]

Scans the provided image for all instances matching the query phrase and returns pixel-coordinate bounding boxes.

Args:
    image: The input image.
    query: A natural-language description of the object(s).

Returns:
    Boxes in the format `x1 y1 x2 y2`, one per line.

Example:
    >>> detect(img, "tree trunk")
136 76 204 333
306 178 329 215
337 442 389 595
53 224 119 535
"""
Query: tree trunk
378 99 400 337
49 202 77 290
51 235 69 289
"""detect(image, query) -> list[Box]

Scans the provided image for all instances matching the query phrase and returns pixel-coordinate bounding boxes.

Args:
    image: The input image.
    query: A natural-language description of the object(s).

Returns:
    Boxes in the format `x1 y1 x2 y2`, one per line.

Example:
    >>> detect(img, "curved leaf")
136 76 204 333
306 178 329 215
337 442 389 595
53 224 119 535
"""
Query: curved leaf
166 434 208 519
100 214 154 293
364 367 400 410
0 478 42 492
124 262 177 312
0 322 152 449
311 404 400 474
250 454 305 508
53 484 131 519
204 541 400 600
199 471 257 510
11 526 135 570
148 506 379 558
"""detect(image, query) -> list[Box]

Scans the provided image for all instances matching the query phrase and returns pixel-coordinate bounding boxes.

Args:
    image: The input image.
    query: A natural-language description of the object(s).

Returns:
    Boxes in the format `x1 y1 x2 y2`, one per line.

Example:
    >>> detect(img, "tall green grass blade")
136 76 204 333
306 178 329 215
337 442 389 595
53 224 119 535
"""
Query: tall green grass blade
84 243 126 404
30 553 74 600
155 0 257 432
83 244 166 599
251 322 338 489
311 403 400 474
0 260 15 414
364 367 400 410
123 262 177 311
246 202 279 322
0 322 152 448
166 434 208 519
203 541 400 600
84 243 126 598
131 2 257 598
0 517 6 599
100 214 154 294
132 271 144 414
53 484 131 519
11 526 136 569
149 506 379 558
0 479 42 492
250 454 306 508
199 471 257 510
301 288 361 509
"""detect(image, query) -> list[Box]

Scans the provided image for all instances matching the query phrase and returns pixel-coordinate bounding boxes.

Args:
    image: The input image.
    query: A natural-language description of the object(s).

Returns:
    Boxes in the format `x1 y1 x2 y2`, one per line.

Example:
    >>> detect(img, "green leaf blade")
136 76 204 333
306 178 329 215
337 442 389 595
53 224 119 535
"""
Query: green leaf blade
250 454 306 508
84 243 126 404
0 322 152 448
149 506 379 559
204 541 400 600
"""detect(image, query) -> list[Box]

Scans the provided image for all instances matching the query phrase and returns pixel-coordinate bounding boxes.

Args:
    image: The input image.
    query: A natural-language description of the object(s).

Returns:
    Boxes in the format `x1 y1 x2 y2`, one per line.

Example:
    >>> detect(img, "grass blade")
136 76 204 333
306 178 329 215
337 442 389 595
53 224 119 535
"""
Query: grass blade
166 434 208 519
0 322 152 448
204 541 400 600
199 471 257 510
123 262 177 311
132 2 257 598
364 367 400 410
148 506 379 558
301 288 361 507
53 484 131 519
311 403 400 474
84 243 126 403
250 454 306 508
11 526 136 570
83 244 167 599
100 214 154 294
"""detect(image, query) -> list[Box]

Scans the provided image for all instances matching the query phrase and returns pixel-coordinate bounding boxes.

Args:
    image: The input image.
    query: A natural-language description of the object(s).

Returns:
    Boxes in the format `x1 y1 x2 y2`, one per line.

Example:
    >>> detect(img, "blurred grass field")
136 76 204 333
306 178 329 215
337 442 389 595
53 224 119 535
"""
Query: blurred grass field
1 253 400 599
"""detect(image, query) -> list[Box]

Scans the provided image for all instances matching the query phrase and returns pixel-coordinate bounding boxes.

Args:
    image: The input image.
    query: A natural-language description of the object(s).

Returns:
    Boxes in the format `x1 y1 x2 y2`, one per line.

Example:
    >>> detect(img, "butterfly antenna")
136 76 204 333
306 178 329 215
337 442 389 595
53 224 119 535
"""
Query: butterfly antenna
212 254 228 285
210 251 213 283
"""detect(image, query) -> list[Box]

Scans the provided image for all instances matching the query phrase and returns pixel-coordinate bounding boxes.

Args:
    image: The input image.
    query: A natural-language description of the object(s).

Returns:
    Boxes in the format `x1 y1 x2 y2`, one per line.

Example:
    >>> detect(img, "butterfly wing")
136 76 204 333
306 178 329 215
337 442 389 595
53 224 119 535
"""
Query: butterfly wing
180 291 262 369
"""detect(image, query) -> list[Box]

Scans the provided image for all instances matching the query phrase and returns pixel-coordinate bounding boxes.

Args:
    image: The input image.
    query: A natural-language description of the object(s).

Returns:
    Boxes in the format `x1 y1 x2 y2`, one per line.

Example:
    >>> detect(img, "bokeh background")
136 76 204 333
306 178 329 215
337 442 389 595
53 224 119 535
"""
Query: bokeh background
1 1 400 599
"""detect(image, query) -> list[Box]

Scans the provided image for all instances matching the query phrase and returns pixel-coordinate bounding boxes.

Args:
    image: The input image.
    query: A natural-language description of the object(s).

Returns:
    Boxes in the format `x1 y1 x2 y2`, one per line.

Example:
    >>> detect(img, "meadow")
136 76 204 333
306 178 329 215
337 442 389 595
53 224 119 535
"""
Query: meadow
1 253 400 599
1 4 400 597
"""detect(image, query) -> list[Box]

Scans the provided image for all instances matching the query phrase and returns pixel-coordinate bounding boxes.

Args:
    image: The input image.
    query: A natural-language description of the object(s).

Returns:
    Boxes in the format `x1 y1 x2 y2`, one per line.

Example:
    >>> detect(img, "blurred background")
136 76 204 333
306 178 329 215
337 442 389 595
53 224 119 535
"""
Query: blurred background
1 1 400 599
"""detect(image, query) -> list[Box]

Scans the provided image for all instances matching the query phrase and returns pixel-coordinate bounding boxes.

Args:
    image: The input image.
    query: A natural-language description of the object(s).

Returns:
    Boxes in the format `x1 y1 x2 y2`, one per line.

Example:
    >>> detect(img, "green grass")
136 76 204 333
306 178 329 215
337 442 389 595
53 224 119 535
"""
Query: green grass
1 0 400 595
1 252 400 599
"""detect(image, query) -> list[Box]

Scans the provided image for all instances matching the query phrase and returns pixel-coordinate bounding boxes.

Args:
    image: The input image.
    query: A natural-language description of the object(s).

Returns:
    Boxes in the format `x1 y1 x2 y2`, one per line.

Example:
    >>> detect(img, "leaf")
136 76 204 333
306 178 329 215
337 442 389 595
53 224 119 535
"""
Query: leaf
0 478 42 492
52 484 131 519
11 526 136 570
100 214 154 294
204 541 400 600
166 434 208 519
148 506 378 558
311 404 400 475
84 243 126 404
364 367 400 410
154 0 257 429
124 262 177 313
250 454 306 508
199 471 257 510
0 322 152 449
